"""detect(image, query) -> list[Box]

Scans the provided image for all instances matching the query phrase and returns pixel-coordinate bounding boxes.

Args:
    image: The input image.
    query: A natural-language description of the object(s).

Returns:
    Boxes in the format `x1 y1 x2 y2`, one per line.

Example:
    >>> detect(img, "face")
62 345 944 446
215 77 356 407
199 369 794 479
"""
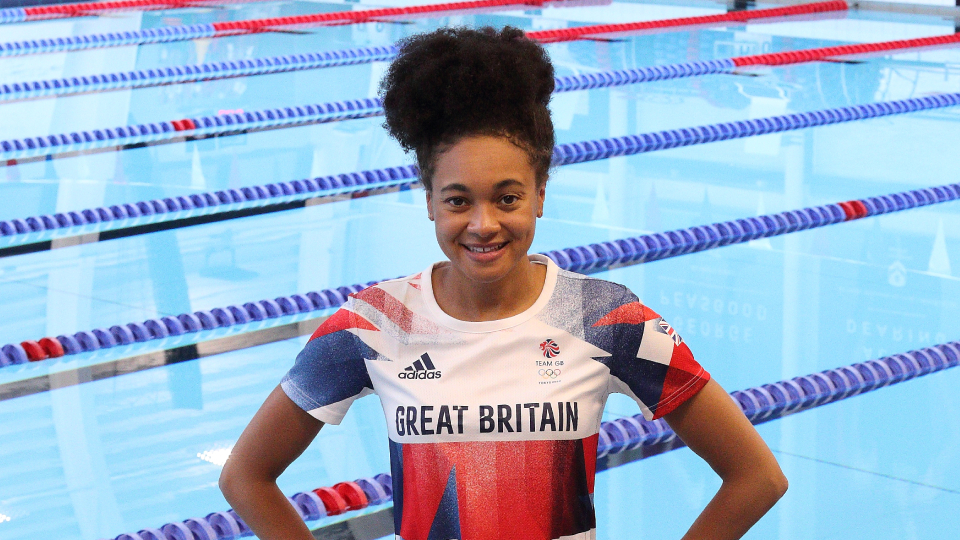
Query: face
426 135 545 285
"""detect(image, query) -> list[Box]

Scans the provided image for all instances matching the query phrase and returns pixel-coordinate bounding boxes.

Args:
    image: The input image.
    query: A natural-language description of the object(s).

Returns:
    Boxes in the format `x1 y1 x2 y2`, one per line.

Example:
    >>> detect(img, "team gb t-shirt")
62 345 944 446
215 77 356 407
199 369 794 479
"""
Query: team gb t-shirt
281 254 710 540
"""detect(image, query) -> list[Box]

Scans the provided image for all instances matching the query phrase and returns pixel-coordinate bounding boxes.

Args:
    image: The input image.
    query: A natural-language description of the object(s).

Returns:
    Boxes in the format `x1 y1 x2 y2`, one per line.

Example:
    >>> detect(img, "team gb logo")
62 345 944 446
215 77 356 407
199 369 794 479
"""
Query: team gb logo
539 338 560 358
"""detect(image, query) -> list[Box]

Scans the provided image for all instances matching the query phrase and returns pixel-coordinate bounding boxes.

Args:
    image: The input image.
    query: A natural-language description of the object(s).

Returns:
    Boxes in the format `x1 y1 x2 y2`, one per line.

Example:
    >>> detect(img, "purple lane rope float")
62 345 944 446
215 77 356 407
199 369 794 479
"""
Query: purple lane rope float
1 91 959 247
3 85 960 165
2 180 956 367
97 340 960 540
0 46 401 101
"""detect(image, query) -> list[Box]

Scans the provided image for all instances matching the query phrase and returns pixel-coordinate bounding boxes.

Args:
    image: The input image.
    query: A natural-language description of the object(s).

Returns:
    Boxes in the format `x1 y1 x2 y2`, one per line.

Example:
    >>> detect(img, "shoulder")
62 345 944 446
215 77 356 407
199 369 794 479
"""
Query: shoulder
555 268 639 313
341 270 445 337
347 271 424 310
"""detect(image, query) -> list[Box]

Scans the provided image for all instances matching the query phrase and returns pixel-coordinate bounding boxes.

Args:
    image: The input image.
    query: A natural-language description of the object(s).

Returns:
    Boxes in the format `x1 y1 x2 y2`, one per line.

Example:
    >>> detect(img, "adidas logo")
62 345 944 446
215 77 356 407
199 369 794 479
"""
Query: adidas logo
398 353 442 380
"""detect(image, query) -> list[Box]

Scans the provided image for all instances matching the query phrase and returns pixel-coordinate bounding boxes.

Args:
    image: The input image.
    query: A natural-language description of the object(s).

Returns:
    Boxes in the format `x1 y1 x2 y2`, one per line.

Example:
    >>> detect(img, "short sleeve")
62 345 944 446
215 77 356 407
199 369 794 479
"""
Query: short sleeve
594 288 710 420
281 300 378 425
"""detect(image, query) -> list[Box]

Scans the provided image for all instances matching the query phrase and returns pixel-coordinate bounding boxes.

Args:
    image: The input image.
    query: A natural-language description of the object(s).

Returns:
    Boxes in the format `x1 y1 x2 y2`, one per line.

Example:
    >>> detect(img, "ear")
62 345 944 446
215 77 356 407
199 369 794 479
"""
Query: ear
536 182 546 218
425 188 435 221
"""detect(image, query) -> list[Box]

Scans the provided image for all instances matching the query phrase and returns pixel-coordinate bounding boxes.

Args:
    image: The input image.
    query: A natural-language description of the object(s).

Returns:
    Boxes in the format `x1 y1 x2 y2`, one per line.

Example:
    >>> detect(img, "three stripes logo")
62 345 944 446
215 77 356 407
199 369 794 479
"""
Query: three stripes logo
398 353 442 380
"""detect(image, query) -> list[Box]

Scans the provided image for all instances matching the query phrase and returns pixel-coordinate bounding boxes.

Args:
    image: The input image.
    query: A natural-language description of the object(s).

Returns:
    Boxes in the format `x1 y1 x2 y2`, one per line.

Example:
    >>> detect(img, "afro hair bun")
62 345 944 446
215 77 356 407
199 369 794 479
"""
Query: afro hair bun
379 26 555 186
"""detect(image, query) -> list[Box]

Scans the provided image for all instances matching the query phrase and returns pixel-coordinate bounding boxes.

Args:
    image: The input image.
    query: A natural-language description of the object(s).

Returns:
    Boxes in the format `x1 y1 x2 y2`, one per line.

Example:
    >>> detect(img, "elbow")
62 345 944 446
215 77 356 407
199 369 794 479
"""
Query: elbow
766 466 789 502
774 471 789 499
219 460 243 503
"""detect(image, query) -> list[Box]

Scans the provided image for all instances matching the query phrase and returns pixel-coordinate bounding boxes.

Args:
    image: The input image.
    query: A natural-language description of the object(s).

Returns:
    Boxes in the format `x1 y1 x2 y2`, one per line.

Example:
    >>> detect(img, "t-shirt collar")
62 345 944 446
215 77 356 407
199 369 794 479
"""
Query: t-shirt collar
420 254 559 333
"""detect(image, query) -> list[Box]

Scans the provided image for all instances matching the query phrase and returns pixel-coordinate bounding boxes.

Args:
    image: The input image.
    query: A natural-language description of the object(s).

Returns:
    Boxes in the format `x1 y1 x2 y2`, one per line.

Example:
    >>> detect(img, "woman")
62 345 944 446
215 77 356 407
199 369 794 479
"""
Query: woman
219 27 787 540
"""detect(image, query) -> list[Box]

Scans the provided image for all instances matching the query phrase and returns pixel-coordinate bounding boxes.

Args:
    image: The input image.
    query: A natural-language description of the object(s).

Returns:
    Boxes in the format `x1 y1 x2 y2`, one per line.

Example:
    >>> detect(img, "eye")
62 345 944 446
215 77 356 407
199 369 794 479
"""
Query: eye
445 197 468 207
500 194 519 205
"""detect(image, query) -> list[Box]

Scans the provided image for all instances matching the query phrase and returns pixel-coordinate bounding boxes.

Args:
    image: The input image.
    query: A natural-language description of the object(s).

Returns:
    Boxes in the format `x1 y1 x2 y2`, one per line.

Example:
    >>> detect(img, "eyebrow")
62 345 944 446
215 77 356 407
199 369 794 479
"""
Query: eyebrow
438 179 525 193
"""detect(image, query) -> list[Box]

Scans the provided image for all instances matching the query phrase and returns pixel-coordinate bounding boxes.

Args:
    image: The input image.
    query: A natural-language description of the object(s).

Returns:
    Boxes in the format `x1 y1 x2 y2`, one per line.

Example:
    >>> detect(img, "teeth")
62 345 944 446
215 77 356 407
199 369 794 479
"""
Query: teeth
468 243 504 253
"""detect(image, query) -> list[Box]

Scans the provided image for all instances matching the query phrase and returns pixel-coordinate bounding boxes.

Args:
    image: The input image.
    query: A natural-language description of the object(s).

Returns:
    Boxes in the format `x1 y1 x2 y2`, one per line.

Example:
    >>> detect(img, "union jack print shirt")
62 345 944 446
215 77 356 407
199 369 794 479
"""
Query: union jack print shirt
281 254 710 540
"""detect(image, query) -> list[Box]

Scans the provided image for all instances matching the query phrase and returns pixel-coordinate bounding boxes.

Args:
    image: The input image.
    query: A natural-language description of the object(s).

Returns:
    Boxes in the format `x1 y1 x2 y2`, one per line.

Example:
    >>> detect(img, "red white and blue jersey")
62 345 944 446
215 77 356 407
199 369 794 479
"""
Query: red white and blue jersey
281 255 710 540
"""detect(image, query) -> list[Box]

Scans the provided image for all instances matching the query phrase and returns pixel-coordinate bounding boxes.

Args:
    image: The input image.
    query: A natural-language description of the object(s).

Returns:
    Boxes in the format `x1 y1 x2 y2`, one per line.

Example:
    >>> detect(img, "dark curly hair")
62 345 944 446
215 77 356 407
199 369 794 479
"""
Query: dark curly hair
379 26 555 189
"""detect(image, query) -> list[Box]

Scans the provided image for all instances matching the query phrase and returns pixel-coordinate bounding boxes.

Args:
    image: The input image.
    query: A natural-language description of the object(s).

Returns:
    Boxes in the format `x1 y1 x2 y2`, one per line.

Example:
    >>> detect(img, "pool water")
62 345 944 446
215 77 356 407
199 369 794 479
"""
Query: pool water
0 1 958 539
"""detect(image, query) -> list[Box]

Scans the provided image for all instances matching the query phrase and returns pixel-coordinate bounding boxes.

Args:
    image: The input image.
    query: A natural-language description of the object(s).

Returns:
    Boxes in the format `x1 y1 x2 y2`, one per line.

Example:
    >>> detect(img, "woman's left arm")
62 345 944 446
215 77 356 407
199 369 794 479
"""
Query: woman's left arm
663 378 789 540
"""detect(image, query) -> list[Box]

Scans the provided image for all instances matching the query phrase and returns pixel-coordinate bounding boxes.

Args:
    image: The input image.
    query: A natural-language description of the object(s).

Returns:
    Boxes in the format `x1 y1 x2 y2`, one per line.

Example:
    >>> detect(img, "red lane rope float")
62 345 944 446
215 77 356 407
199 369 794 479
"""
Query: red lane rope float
732 31 960 67
312 486 349 516
210 0 589 34
525 0 848 43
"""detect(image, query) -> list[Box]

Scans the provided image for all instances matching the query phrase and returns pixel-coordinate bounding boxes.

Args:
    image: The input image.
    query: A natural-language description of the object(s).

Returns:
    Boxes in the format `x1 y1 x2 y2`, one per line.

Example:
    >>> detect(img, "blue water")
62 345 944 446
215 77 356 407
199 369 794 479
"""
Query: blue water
0 1 958 539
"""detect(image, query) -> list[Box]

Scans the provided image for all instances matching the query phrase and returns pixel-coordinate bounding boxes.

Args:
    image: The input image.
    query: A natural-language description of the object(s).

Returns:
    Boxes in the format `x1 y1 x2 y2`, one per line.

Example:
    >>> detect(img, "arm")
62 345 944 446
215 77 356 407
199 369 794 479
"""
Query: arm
219 385 324 540
663 378 788 540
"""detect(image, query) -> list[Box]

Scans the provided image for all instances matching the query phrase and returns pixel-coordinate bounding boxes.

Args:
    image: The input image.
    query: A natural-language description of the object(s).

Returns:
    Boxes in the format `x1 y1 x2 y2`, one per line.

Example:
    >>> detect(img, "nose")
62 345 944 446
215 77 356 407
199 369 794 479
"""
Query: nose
466 202 500 238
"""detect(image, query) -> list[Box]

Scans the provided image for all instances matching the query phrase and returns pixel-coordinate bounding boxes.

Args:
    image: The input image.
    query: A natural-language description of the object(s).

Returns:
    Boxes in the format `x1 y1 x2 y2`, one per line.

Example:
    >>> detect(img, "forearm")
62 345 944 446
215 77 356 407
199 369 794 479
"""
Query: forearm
680 472 786 540
221 475 316 540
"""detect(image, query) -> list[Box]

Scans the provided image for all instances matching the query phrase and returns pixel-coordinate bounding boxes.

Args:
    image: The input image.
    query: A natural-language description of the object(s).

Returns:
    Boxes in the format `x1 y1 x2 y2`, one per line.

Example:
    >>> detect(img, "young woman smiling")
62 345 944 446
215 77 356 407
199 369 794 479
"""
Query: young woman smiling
219 27 787 540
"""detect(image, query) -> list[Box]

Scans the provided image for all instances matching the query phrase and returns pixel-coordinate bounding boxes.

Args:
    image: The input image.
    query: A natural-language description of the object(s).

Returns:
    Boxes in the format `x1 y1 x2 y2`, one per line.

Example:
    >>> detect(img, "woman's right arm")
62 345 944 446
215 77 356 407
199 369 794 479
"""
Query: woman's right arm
219 384 324 540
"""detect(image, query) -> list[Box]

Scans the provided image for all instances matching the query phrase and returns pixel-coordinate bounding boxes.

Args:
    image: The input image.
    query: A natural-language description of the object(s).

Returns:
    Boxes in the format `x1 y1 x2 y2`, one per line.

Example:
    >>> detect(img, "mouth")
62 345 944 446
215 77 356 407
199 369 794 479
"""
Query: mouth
462 242 508 255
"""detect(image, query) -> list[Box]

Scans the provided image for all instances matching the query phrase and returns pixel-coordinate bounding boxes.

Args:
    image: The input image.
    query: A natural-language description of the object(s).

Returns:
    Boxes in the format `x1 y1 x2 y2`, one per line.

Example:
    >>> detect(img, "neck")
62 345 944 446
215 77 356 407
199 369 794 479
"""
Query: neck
432 257 547 322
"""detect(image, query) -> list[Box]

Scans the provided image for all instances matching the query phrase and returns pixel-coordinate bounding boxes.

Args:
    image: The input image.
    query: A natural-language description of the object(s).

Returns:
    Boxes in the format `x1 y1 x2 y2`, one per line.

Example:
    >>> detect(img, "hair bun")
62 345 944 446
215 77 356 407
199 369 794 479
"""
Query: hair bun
379 26 555 186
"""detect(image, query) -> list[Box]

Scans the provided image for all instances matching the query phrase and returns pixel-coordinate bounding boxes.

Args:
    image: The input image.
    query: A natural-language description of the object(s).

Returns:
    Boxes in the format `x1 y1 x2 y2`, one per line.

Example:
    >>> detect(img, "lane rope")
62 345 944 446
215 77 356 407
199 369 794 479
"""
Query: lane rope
0 0 588 56
531 0 847 43
2 179 956 367
95 339 960 539
0 1 847 57
27 0 960 103
3 77 960 164
2 90 958 247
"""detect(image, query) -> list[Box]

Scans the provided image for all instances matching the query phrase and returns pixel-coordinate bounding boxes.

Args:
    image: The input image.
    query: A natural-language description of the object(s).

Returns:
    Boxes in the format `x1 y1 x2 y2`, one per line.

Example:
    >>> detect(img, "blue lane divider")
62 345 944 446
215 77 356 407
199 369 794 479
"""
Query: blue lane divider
0 9 27 23
0 164 419 240
2 180 957 367
0 23 218 56
0 45 401 100
551 93 960 164
97 340 960 539
0 43 735 100
596 341 960 457
0 96 384 160
3 87 958 168
2 92 958 247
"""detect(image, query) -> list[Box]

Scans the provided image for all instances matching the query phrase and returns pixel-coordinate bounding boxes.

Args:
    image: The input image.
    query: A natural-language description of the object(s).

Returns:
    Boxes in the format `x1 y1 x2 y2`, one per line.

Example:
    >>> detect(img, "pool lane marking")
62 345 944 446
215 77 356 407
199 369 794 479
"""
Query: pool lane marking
2 91 958 255
8 30 960 104
770 449 960 495
1 179 956 374
0 1 846 57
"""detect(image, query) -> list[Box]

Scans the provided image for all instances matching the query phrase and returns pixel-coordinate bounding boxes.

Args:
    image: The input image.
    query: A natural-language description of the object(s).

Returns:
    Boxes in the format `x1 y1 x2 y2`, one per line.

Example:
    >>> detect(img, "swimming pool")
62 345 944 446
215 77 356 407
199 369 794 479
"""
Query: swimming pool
0 0 958 538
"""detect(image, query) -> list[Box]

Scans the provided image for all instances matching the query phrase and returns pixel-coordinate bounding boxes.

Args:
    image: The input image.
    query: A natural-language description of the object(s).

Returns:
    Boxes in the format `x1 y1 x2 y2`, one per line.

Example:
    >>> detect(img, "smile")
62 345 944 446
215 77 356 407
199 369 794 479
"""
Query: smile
464 242 508 253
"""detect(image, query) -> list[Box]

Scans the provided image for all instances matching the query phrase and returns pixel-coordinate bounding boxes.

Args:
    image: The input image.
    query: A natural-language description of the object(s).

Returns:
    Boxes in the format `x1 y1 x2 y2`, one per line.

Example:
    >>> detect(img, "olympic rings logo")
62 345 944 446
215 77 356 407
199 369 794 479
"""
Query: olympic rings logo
539 369 561 379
